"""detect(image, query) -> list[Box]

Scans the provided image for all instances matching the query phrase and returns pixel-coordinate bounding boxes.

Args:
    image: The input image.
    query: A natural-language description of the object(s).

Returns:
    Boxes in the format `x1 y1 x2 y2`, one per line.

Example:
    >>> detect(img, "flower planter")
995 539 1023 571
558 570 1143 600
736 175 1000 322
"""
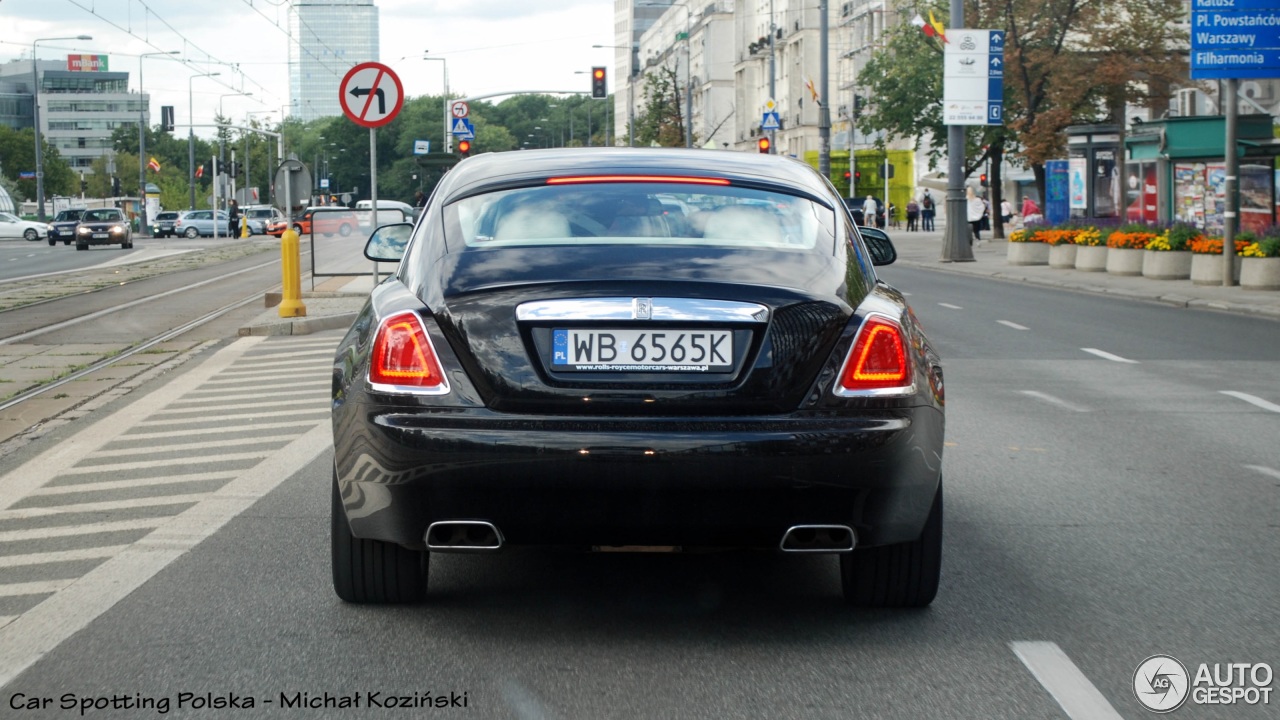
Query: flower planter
1074 245 1108 272
1191 254 1242 285
1241 256 1280 291
1106 247 1145 276
1007 242 1050 266
1142 250 1192 280
1048 244 1077 269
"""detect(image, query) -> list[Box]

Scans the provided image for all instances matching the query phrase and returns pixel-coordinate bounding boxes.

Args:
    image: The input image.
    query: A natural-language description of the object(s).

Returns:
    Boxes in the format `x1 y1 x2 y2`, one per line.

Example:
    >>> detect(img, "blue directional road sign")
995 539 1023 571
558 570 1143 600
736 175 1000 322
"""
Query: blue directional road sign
944 29 1004 125
761 111 780 130
1191 0 1280 79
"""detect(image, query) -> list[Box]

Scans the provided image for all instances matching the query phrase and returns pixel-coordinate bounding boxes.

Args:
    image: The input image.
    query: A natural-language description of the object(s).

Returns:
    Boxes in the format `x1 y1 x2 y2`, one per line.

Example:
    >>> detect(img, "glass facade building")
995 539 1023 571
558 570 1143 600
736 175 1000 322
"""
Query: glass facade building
289 0 380 122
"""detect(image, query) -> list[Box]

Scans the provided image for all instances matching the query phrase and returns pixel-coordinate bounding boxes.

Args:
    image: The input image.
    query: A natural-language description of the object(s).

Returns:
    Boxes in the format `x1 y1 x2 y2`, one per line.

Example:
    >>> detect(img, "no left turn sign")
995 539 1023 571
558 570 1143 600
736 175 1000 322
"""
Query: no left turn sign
450 100 470 119
339 62 404 128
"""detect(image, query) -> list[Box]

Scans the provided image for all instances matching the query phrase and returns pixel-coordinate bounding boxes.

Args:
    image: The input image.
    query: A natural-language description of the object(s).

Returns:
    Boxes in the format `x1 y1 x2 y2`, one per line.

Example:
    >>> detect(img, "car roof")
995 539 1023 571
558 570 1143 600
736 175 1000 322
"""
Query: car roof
434 148 836 207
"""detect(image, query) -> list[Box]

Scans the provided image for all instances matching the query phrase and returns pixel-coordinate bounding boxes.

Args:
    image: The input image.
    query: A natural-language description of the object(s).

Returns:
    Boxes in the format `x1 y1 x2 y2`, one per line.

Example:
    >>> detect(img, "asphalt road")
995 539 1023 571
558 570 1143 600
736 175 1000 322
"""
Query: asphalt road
0 265 1276 719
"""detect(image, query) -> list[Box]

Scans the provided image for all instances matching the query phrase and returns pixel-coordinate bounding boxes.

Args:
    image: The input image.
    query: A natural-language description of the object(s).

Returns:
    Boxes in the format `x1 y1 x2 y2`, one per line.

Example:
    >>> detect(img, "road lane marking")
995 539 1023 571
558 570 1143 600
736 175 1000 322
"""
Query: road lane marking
131 407 329 427
89 435 298 457
0 518 168 543
1221 391 1280 413
59 451 275 475
1011 641 1125 720
938 302 963 309
0 546 128 569
1245 465 1280 480
1081 348 1139 364
0 580 72 598
168 387 327 406
1019 391 1090 413
0 423 330 689
148 397 326 418
998 320 1029 330
118 421 318 441
30 473 238 496
0 496 204 521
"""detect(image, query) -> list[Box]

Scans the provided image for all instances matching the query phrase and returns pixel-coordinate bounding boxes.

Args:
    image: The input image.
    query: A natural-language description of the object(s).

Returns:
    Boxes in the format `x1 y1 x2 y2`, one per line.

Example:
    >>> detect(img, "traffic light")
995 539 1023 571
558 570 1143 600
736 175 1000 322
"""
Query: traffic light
591 66 607 99
979 173 988 186
757 136 770 154
111 176 121 196
457 139 471 157
80 177 88 193
854 170 861 182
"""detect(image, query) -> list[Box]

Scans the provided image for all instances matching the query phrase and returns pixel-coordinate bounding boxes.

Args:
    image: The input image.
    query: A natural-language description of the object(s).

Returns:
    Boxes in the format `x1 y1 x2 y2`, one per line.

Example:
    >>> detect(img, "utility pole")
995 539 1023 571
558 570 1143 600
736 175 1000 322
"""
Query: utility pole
818 0 831 178
941 0 974 262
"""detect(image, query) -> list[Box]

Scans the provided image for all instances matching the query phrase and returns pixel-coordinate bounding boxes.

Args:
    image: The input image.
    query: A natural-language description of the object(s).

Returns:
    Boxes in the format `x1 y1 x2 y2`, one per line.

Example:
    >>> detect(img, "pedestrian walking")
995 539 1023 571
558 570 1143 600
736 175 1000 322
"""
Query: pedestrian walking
906 198 919 231
227 199 240 239
921 190 935 231
966 187 985 245
1021 196 1042 225
1001 199 1013 225
862 194 877 228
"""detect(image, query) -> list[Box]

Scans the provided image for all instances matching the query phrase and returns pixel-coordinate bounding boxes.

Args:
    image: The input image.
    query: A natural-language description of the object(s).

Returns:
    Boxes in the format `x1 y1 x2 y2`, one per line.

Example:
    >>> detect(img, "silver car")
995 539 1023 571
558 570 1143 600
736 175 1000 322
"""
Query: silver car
173 210 264 238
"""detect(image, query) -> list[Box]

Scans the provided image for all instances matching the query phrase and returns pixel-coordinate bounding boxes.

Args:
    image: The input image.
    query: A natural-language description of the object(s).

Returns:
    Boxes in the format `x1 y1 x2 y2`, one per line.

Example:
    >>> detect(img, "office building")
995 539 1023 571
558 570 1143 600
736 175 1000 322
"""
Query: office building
0 58 145 175
289 0 380 122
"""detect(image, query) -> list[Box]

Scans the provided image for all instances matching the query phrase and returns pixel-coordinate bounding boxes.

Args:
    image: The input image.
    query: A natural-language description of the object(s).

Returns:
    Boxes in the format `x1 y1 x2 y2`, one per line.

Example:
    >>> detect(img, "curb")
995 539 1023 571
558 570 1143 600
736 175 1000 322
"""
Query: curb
237 312 359 337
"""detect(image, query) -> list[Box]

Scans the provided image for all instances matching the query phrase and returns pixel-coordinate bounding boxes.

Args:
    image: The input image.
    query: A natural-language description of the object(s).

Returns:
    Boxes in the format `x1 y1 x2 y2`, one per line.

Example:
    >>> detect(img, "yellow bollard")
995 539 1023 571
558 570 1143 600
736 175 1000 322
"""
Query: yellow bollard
278 227 307 318
240 216 249 238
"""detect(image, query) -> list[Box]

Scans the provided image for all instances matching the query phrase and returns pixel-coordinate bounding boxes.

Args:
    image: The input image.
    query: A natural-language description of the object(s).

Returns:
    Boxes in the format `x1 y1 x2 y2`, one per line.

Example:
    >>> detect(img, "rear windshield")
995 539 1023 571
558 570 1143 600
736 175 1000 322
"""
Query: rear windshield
157 212 179 220
83 209 122 222
444 182 834 251
247 209 275 218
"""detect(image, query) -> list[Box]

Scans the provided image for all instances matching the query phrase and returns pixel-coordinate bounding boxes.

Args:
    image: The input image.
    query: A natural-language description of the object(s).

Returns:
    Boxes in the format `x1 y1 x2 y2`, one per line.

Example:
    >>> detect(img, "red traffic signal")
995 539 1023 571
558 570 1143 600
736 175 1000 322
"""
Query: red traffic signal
757 137 771 154
854 170 861 181
979 173 988 186
591 66 607 99
457 139 472 157
843 170 851 179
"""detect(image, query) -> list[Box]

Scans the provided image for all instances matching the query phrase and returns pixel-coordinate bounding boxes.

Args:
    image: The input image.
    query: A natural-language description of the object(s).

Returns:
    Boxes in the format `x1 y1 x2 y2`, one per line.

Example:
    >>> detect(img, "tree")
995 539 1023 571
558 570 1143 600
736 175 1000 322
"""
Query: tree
633 67 687 147
858 0 1186 219
0 125 77 201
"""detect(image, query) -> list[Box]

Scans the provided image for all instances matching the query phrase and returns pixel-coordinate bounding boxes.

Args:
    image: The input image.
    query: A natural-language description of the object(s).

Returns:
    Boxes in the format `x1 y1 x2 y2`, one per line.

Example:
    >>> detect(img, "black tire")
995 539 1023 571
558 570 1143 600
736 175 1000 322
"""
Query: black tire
292 224 304 235
123 240 133 249
184 227 199 239
63 240 71 246
338 223 352 237
332 472 427 604
48 238 56 246
24 228 38 241
75 243 87 251
840 481 942 608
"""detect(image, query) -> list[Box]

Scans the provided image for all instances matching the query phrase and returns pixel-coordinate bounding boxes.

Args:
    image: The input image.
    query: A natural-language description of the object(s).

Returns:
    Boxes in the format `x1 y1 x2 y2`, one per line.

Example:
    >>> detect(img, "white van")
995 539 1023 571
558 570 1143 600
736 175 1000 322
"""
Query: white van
354 199 414 227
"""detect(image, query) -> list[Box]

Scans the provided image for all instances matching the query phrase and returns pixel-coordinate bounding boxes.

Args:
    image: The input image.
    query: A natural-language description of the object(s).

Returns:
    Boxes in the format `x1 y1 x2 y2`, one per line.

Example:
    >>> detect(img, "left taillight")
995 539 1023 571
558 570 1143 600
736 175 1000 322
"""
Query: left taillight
834 313 915 397
368 311 451 395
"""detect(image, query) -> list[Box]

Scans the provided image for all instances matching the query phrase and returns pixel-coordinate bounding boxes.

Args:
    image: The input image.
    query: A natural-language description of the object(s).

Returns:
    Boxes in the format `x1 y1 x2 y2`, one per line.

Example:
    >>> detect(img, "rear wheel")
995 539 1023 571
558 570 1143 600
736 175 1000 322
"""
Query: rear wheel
840 481 942 608
338 223 352 237
24 228 38 241
332 472 427 603
184 227 199 239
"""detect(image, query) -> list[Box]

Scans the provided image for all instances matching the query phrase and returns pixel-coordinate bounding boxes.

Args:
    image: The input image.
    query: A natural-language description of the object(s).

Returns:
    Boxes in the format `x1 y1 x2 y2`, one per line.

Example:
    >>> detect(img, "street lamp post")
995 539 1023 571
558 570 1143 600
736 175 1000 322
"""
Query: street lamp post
218 91 252 207
593 44 639 147
138 50 179 236
33 35 93 222
188 72 221 210
422 53 449 154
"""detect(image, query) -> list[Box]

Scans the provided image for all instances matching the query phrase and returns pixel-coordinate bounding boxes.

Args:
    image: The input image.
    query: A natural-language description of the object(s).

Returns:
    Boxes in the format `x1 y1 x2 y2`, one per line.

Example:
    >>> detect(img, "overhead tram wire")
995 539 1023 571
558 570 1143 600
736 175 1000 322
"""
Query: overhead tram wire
61 0 281 104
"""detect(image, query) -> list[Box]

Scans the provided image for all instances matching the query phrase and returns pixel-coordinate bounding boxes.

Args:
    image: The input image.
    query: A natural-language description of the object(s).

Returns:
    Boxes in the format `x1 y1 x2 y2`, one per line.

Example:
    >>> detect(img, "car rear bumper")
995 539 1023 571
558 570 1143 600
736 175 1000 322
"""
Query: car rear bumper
334 406 944 551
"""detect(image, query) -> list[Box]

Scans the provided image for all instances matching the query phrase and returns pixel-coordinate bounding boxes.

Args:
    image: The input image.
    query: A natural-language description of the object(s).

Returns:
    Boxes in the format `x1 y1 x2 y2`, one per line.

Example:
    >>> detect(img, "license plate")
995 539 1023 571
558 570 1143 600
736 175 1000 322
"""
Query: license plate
93 233 108 239
552 328 732 372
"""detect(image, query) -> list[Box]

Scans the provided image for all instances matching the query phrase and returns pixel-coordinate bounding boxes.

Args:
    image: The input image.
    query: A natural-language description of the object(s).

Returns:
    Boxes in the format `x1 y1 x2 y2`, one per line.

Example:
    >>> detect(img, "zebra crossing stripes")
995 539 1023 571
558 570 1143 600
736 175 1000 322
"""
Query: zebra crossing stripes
0 332 340 636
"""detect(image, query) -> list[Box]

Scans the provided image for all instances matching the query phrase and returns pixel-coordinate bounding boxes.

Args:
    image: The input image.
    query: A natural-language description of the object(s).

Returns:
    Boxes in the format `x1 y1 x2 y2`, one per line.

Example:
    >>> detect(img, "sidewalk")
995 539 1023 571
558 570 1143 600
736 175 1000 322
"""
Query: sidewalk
887 225 1280 320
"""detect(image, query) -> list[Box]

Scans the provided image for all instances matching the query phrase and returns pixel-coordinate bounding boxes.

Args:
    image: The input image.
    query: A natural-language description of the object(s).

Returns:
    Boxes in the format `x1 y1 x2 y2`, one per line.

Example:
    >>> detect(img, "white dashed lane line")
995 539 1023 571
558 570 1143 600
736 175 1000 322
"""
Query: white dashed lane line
1081 348 1139 364
998 320 1029 330
1221 391 1280 413
1245 465 1280 480
1012 641 1126 720
1019 391 1090 413
938 302 963 309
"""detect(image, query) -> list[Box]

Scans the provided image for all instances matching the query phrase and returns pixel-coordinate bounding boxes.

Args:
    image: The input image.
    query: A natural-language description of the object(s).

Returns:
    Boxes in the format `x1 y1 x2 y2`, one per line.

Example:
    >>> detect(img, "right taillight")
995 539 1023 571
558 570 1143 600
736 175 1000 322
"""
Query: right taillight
368 311 451 395
835 314 915 396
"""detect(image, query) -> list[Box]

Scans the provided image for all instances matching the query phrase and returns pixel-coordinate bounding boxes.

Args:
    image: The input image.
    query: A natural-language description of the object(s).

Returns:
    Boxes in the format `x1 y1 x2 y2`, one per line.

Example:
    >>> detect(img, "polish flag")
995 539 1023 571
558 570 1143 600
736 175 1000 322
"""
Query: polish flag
913 12 947 43
195 165 204 178
148 157 161 172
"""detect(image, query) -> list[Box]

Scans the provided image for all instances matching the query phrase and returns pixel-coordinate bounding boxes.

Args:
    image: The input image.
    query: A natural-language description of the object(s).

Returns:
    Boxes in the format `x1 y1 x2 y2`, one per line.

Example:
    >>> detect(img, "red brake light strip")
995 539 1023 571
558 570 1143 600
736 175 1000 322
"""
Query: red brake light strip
546 175 731 186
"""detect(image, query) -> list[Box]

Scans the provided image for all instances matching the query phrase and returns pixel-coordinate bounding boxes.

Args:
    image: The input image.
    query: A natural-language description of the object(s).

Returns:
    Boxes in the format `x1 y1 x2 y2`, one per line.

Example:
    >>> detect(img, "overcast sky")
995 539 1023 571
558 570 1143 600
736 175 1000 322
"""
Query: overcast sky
0 0 617 138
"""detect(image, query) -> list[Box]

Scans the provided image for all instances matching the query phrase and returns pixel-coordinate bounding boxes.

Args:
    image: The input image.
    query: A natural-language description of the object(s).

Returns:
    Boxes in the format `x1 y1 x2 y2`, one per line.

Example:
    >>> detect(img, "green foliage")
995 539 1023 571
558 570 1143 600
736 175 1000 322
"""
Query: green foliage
634 68 686 147
0 125 77 199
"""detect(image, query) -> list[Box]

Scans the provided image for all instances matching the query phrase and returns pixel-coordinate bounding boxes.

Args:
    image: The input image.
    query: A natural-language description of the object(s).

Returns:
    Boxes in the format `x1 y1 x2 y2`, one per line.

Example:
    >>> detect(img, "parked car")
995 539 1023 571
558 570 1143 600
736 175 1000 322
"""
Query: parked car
150 211 181 238
75 207 132 250
45 208 85 245
0 211 48 242
171 209 262 238
331 148 945 606
243 205 285 232
267 206 359 237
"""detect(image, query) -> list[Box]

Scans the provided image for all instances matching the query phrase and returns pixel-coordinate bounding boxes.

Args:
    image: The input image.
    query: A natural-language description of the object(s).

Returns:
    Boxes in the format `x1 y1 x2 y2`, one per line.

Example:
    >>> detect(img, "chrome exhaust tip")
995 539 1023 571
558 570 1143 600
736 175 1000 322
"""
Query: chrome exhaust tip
425 521 504 553
779 525 856 553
